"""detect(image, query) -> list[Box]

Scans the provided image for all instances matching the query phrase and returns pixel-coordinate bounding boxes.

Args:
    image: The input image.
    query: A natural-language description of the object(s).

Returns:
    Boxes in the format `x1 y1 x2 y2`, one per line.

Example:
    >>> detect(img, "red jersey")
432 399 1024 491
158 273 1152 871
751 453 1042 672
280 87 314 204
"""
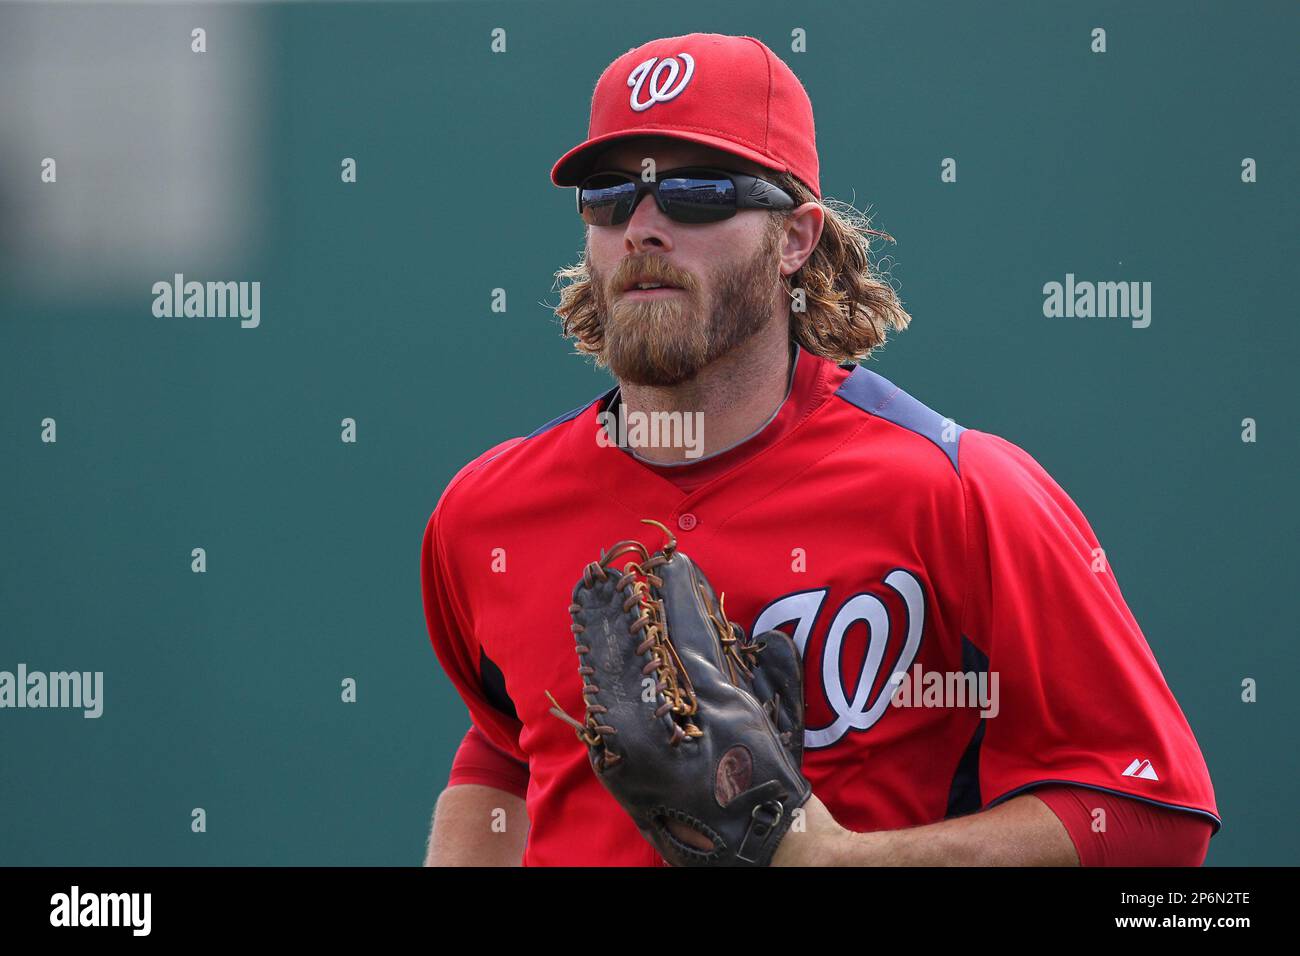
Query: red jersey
421 346 1220 865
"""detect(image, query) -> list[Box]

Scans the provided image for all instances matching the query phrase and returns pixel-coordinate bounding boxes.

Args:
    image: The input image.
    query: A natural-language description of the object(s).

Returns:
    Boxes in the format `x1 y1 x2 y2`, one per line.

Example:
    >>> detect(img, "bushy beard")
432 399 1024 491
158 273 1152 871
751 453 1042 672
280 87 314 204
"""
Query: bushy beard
589 225 783 387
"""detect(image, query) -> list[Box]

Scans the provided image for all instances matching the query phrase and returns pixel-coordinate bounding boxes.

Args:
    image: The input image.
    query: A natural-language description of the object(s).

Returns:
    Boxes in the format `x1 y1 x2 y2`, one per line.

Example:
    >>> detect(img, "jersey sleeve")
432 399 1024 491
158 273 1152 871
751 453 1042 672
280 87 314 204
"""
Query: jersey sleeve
1033 785 1212 866
959 430 1219 829
447 724 530 799
421 444 529 764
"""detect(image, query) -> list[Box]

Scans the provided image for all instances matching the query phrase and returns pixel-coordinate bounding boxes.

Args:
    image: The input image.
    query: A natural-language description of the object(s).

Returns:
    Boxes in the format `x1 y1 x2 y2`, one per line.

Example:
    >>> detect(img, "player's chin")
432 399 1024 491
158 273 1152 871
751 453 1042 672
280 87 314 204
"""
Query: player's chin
605 338 705 388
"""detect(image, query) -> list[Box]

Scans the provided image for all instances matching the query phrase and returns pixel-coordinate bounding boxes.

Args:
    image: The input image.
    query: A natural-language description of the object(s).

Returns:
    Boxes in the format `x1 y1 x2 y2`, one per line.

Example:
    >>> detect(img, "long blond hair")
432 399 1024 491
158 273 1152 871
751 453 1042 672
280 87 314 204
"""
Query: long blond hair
553 170 912 365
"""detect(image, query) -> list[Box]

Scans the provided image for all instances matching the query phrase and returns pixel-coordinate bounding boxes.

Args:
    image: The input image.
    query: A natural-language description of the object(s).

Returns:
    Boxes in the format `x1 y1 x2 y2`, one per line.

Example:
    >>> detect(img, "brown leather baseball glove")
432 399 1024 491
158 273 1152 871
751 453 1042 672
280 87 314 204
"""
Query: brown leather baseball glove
548 519 810 866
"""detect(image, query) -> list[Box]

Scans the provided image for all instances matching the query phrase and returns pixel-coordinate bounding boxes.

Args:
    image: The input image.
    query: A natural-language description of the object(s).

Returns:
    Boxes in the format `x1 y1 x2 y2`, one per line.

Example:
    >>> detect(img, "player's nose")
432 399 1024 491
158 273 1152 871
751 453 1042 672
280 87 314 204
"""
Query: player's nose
623 192 674 253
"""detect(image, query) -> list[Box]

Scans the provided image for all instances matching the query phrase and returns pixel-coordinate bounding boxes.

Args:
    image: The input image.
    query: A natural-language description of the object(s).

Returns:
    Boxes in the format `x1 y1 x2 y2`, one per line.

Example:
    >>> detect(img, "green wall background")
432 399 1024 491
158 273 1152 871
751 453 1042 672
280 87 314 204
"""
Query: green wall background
1 0 1295 865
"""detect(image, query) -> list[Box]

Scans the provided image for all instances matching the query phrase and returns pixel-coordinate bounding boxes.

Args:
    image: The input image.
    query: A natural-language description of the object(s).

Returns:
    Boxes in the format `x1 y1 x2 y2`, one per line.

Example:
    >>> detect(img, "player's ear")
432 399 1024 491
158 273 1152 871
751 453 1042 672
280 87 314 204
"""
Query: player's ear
778 203 824 277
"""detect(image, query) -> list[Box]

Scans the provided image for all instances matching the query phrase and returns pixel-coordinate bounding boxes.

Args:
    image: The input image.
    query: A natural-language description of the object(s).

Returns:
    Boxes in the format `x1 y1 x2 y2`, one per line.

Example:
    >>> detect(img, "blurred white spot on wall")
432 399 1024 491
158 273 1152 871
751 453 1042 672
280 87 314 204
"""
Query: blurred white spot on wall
0 3 266 304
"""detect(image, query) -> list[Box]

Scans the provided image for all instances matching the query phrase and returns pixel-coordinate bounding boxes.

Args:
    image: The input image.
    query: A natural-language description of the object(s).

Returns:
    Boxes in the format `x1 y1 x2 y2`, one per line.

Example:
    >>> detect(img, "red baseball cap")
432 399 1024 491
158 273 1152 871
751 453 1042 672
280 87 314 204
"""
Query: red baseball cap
550 33 821 199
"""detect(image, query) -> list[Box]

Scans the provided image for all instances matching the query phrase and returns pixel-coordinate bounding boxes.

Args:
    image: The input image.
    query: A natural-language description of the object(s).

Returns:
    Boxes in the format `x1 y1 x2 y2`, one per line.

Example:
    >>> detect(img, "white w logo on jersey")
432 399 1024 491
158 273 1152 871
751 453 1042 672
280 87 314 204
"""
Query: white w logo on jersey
753 569 927 749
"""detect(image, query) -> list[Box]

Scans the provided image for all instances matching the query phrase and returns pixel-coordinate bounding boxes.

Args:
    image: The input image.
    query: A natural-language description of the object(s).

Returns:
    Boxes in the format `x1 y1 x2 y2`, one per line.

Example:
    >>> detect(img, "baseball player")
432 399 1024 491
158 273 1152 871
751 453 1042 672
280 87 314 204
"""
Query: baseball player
421 32 1219 866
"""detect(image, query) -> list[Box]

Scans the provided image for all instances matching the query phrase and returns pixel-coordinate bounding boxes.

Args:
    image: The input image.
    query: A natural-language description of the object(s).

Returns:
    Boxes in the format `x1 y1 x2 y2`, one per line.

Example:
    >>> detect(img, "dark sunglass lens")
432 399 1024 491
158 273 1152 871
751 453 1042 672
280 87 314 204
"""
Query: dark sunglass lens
659 173 736 222
579 176 635 225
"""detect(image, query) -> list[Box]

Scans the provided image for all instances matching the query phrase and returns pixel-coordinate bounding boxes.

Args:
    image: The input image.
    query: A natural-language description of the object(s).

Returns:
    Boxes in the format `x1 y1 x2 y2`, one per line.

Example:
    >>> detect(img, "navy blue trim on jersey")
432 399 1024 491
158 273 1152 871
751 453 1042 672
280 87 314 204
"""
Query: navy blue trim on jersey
986 780 1223 835
476 385 617 472
834 365 964 473
944 637 990 818
479 648 518 721
524 386 619 440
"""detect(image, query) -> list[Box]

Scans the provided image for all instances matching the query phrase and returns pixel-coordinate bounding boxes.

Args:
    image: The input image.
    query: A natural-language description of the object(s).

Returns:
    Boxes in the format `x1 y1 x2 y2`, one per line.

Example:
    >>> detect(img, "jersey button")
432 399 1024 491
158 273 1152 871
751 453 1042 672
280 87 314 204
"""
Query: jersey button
677 512 698 531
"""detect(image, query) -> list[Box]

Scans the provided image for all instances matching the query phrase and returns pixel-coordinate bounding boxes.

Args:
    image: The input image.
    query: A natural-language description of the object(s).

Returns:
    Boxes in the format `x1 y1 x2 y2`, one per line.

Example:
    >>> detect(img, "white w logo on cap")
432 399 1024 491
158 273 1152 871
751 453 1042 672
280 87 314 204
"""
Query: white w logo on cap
627 54 695 112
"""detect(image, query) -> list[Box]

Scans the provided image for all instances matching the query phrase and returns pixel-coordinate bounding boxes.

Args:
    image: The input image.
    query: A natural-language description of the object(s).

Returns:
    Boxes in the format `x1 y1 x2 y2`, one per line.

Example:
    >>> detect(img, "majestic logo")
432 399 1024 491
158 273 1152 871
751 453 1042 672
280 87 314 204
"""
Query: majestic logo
752 570 927 749
627 53 695 111
1122 758 1160 780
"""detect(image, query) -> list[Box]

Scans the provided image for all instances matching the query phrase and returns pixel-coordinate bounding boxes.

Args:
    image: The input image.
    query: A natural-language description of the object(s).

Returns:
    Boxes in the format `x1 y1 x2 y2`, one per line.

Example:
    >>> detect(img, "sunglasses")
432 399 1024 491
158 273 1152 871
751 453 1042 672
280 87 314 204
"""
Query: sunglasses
577 166 796 226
